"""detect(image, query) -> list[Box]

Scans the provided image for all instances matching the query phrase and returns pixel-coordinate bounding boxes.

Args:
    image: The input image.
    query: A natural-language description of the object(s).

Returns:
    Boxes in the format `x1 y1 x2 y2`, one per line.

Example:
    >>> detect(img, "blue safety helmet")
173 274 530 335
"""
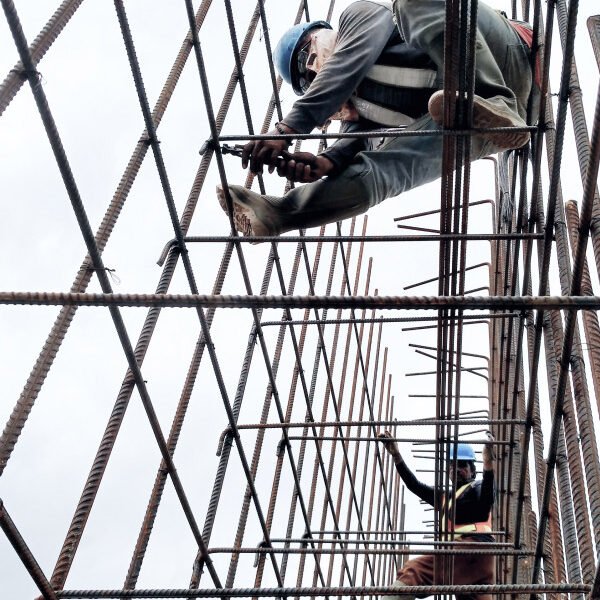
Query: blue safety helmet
273 20 332 95
451 443 476 462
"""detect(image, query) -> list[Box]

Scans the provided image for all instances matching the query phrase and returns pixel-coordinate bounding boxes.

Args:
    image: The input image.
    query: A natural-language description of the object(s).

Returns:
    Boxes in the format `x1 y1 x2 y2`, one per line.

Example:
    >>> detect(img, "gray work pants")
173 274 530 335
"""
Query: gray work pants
271 0 534 235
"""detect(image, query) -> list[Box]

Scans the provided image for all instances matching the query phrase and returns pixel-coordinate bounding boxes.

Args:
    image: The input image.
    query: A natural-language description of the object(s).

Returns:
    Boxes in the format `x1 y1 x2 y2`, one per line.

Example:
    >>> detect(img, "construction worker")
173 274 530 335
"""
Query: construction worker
217 0 537 242
378 431 496 600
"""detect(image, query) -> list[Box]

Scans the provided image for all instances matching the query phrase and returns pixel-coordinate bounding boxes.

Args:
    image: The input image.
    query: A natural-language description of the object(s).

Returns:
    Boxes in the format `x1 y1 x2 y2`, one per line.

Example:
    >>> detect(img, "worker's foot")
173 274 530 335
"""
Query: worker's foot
428 90 530 150
217 184 283 243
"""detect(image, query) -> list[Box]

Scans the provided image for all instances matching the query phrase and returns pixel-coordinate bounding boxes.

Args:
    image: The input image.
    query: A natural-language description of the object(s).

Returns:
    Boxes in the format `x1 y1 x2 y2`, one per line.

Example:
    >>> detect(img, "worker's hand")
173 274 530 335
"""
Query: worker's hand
242 125 295 175
482 432 496 469
377 430 402 462
276 152 334 183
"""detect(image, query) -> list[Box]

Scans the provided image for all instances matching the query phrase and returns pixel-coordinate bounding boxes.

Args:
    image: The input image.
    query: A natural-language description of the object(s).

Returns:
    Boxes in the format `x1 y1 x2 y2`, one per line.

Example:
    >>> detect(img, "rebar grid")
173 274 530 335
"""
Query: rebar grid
1 1 599 600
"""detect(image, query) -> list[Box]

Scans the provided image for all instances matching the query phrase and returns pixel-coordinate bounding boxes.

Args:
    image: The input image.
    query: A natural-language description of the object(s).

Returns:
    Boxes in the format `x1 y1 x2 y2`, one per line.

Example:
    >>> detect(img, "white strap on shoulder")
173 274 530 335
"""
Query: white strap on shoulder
366 64 437 89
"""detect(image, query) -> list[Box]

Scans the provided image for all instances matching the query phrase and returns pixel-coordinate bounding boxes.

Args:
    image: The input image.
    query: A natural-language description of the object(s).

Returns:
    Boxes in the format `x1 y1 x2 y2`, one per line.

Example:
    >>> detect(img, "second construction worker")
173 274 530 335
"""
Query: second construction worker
378 431 496 600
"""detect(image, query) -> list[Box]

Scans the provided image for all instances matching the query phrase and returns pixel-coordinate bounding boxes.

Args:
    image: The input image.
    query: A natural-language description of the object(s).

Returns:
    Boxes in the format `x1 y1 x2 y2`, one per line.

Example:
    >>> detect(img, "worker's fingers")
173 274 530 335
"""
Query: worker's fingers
266 149 281 174
242 141 256 170
289 151 317 166
252 144 273 174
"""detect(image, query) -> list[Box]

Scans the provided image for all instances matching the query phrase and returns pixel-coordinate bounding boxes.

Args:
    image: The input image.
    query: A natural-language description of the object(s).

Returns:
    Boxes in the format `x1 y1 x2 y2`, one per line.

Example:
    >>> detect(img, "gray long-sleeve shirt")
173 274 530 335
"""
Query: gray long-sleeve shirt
282 1 437 171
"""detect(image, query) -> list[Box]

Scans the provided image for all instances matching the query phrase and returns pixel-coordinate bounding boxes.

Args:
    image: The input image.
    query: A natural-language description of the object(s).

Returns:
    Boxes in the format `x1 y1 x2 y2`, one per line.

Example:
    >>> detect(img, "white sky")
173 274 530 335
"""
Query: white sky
1 0 599 597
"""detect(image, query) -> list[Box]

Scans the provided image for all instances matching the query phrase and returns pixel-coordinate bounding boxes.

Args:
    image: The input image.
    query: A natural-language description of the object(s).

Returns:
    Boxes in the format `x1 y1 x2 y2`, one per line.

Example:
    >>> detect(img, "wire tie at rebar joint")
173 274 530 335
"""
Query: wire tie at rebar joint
12 67 42 84
253 540 271 568
276 437 286 457
216 426 233 457
86 266 121 284
301 532 312 547
141 133 160 147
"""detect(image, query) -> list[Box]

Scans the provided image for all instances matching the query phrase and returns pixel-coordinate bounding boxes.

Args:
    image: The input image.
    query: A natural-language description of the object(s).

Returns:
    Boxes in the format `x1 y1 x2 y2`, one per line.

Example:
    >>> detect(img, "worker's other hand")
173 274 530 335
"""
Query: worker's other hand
482 432 496 466
276 152 334 183
377 430 401 462
242 125 294 175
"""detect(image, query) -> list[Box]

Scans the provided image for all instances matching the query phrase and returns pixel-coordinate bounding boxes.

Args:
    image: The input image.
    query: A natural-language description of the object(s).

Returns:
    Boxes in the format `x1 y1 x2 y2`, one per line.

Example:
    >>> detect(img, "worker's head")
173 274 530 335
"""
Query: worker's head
448 443 476 485
273 21 335 95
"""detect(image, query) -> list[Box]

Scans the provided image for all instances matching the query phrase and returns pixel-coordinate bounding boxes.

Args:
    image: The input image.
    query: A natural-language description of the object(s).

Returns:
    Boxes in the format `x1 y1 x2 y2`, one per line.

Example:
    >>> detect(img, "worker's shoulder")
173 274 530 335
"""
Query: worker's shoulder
340 0 392 20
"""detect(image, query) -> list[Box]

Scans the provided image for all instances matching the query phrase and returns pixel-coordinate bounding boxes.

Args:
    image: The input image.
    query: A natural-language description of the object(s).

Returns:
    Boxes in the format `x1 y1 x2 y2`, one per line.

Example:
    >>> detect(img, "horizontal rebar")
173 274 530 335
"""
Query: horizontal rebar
259 314 520 327
2 292 600 310
230 418 523 430
54 583 589 598
206 546 531 556
157 234 542 265
284 436 510 445
267 537 513 547
216 126 536 142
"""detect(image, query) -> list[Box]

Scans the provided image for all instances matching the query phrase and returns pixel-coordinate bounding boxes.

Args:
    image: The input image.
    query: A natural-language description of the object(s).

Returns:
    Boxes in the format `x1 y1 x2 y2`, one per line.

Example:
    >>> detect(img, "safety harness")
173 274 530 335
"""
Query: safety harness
337 0 539 127
441 481 492 536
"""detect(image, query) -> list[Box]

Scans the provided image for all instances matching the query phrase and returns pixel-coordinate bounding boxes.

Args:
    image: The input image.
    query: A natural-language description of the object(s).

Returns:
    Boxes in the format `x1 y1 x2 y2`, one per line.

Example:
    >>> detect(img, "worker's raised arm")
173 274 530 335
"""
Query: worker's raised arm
378 430 435 505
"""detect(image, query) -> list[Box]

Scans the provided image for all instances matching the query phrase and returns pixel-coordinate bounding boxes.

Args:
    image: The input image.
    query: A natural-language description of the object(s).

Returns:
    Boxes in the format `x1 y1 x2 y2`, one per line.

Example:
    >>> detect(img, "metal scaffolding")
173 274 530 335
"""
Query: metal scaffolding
0 0 599 599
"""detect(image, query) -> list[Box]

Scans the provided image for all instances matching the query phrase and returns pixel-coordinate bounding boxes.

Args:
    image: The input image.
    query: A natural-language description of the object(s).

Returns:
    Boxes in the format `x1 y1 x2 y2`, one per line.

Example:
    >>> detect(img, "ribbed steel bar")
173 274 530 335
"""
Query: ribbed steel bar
184 0 374 587
192 0 307 587
118 0 294 588
564 200 600 418
338 301 378 586
359 340 387 585
226 419 524 432
276 230 330 583
0 0 214 482
5 292 600 310
216 126 535 142
207 547 531 557
215 0 329 589
0 499 58 600
555 7 600 290
0 0 222 588
53 583 591 598
251 231 347 591
224 246 306 588
5 0 220 586
510 0 569 590
260 314 518 328
530 65 600 591
268 538 513 547
0 0 85 117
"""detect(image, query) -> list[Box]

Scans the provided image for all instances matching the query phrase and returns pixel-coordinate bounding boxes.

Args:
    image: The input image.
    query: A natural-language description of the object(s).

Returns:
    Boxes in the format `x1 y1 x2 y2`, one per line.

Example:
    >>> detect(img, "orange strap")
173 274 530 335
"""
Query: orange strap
442 483 492 535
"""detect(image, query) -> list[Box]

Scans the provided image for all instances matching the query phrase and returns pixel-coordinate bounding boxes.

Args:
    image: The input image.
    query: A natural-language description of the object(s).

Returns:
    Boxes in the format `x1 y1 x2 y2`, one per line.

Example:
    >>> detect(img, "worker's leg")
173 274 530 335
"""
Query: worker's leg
218 114 444 238
218 113 499 238
393 0 533 150
451 539 496 600
391 553 438 599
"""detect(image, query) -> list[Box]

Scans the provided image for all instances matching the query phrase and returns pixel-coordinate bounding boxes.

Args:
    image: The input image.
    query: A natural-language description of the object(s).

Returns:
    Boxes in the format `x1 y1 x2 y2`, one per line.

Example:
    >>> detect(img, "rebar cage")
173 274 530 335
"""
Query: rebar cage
1 0 599 598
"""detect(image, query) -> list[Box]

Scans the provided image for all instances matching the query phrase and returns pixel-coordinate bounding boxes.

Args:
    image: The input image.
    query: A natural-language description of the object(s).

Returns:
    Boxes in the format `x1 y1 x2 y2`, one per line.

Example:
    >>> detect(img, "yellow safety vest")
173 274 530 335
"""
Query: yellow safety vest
441 482 492 535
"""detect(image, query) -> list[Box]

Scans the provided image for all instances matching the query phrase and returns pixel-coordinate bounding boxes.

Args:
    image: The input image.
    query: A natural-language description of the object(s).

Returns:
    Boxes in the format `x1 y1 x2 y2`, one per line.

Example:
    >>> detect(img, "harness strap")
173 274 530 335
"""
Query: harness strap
351 96 416 127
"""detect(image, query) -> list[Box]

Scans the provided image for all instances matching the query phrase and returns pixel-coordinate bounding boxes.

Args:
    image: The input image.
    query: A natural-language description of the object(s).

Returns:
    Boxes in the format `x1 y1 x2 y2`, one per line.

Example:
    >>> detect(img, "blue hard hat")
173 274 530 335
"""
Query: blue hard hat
451 443 476 462
273 20 332 95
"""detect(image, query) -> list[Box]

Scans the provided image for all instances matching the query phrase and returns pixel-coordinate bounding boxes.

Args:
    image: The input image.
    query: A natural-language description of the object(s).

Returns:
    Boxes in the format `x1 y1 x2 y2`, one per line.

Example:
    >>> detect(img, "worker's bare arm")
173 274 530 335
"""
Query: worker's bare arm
378 430 403 464
482 432 495 472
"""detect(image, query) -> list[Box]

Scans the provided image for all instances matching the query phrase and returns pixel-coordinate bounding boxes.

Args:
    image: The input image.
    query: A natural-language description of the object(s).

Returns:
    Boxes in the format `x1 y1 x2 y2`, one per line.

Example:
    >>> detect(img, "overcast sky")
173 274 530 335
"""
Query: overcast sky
1 0 599 598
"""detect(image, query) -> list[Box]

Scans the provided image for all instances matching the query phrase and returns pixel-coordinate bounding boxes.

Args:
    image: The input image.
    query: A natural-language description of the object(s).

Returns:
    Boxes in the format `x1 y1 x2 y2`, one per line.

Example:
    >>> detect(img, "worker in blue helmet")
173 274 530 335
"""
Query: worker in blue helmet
378 431 496 600
217 0 538 242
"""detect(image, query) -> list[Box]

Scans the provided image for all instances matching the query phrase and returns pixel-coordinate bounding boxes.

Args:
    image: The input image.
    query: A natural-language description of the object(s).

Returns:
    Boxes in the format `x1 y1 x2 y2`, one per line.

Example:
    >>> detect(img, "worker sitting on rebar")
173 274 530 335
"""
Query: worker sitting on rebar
378 431 496 600
217 0 537 241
